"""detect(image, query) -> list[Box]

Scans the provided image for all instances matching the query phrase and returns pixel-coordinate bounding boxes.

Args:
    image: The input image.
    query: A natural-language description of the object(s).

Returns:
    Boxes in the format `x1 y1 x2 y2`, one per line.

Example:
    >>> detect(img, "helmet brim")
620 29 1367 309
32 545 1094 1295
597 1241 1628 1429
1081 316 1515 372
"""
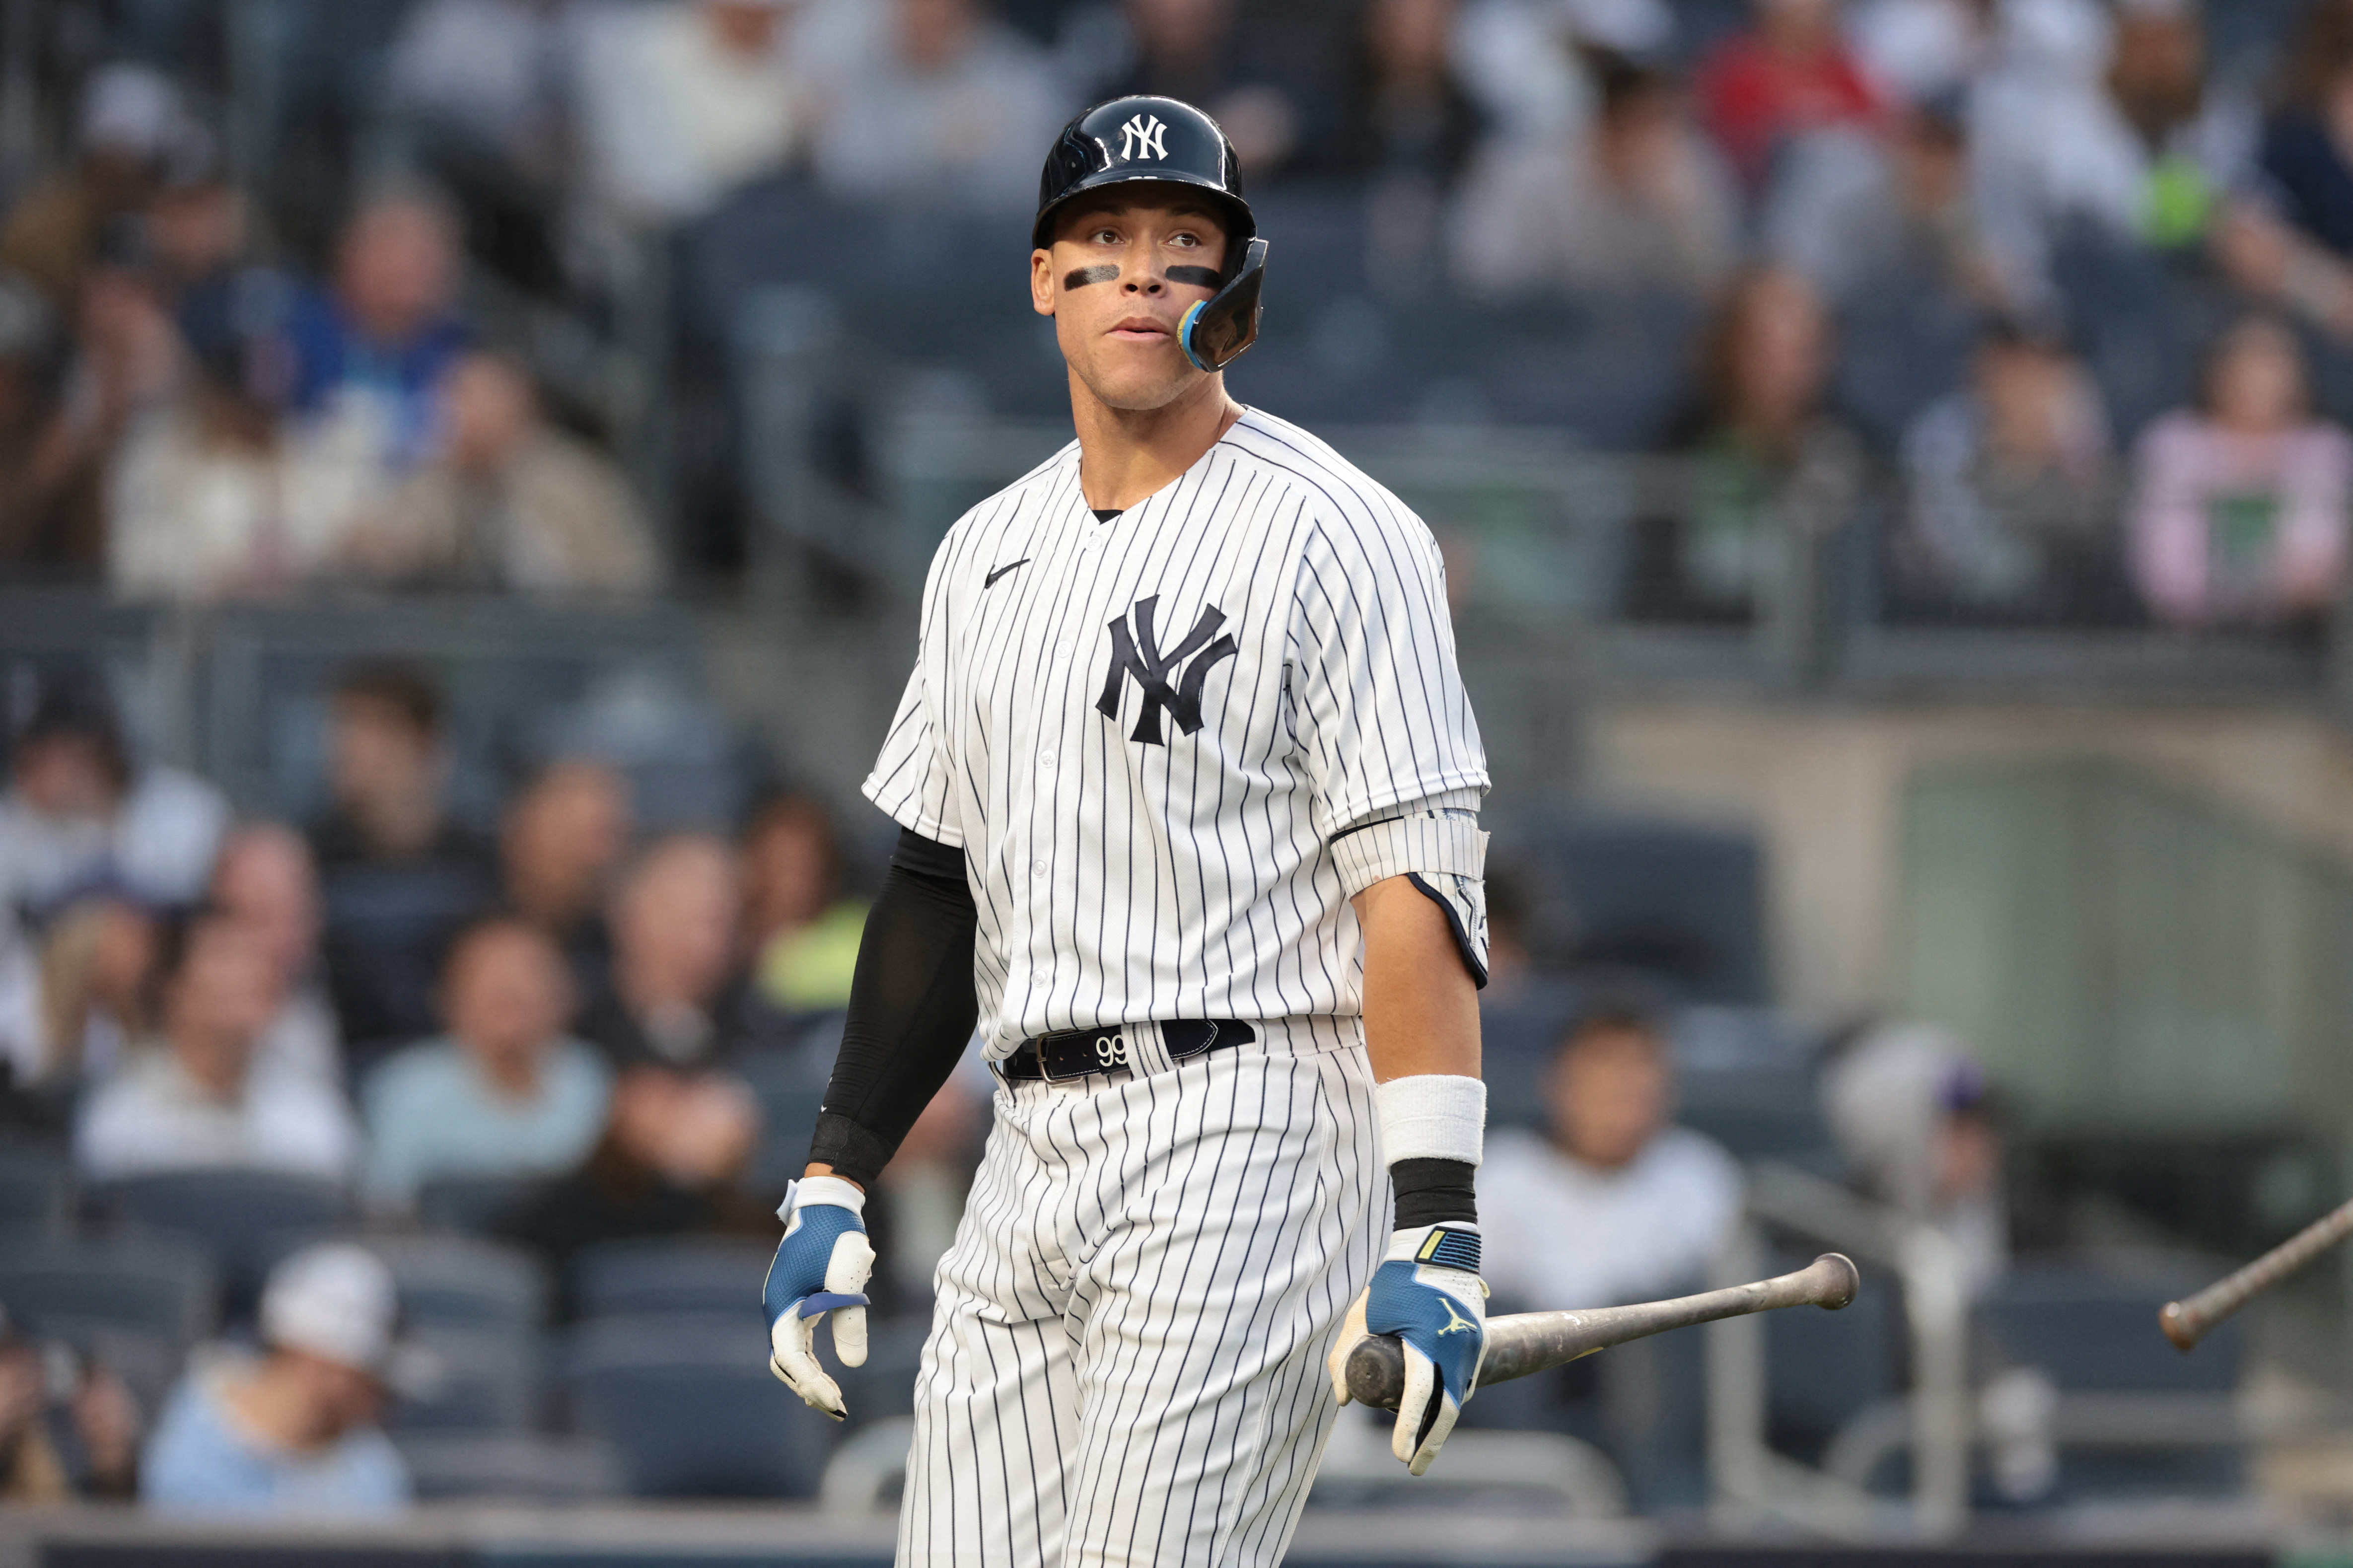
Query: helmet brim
1030 169 1257 254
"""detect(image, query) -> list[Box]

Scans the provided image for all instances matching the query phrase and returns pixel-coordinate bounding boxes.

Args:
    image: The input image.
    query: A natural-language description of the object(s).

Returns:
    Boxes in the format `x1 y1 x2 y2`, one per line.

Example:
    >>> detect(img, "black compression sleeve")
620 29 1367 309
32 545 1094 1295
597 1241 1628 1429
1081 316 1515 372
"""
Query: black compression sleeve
806 827 979 1185
1391 1157 1479 1228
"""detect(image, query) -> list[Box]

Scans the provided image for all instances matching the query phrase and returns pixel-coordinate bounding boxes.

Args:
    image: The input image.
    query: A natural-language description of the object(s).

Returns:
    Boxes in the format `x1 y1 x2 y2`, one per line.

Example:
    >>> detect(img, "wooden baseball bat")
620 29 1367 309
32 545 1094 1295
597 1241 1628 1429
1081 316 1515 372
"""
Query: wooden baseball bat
1343 1251 1861 1411
2160 1197 2353 1352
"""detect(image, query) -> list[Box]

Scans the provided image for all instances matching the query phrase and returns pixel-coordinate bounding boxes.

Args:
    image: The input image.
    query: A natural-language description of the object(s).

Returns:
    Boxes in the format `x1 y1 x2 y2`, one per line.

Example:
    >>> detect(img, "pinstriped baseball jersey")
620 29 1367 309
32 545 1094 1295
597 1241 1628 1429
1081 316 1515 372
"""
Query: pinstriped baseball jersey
863 407 1489 1057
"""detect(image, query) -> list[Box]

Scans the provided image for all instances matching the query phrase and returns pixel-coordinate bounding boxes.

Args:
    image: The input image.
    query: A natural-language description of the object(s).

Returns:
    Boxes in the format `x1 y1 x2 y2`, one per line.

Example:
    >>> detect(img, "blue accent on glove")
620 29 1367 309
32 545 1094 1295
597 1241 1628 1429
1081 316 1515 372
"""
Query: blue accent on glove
762 1201 871 1332
1365 1259 1484 1411
763 1178 875 1421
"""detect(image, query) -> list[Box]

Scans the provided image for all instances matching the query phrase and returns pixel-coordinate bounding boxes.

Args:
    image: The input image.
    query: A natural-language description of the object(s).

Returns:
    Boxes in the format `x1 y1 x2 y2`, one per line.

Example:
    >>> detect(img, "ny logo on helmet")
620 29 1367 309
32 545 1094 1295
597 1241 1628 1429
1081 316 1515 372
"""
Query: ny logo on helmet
1119 113 1168 161
1096 595 1236 745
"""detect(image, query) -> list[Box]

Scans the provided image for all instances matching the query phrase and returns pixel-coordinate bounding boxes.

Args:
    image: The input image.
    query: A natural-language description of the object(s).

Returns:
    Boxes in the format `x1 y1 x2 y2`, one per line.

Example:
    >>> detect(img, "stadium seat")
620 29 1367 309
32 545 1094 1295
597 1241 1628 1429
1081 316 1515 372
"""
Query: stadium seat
417 1172 562 1236
396 1430 625 1502
567 1312 840 1498
575 1236 776 1320
1765 1248 1897 1463
1476 978 1585 1133
0 1145 71 1236
360 1232 550 1337
1971 1258 2247 1497
0 1234 218 1352
1518 816 1770 1004
391 1326 545 1433
90 1171 353 1305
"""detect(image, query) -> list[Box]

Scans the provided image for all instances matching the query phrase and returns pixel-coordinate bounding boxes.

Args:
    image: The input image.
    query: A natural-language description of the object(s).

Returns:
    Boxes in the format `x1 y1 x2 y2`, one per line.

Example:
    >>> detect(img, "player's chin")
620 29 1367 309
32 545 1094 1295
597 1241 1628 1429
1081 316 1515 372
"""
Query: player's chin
1074 352 1203 412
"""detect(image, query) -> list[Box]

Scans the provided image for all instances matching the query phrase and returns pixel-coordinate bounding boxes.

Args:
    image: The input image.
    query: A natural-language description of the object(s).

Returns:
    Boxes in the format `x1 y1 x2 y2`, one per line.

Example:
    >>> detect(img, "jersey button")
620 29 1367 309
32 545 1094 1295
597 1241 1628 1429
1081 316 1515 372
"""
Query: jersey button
1039 750 1056 767
1031 860 1047 879
1056 642 1072 660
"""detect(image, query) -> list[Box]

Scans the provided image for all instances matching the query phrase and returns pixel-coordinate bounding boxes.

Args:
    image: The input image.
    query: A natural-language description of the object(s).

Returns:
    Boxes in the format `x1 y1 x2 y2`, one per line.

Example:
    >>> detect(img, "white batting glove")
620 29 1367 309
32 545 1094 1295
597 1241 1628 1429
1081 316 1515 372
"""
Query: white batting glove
1329 1223 1487 1475
762 1175 876 1420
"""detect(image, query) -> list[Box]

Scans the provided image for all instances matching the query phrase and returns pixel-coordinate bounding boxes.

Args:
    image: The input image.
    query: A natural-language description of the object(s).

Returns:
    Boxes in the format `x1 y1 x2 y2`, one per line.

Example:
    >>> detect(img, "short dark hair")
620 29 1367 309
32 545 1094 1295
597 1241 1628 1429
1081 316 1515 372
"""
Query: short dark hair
333 662 443 737
1557 1003 1669 1063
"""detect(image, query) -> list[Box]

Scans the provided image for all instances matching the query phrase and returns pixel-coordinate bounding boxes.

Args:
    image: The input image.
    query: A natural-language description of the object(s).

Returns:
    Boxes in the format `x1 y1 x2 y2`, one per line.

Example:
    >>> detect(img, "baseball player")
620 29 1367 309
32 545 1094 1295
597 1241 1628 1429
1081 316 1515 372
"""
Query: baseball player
761 95 1495 1566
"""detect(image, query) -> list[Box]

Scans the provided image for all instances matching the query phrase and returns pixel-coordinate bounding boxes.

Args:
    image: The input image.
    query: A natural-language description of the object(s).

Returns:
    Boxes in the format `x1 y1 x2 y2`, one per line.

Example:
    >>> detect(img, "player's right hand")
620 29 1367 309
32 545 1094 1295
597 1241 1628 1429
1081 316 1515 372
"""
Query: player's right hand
763 1175 876 1420
1332 1222 1487 1475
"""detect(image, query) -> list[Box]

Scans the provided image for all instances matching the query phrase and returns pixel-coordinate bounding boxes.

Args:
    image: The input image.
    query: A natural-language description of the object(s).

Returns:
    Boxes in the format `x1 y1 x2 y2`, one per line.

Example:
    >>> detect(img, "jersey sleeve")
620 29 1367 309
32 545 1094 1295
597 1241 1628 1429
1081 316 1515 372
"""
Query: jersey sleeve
862 546 966 848
1288 498 1489 841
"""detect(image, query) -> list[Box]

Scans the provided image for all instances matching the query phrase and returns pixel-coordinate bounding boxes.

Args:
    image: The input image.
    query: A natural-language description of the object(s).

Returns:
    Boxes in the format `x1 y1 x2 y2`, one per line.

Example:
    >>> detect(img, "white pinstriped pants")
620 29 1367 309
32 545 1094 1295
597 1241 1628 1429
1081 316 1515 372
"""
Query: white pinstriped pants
898 1021 1385 1568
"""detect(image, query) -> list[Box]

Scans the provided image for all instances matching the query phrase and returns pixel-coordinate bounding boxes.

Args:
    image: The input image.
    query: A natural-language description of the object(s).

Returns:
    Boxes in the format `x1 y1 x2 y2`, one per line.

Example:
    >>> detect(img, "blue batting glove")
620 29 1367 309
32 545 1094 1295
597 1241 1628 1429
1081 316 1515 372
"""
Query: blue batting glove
763 1175 876 1420
1358 1223 1486 1475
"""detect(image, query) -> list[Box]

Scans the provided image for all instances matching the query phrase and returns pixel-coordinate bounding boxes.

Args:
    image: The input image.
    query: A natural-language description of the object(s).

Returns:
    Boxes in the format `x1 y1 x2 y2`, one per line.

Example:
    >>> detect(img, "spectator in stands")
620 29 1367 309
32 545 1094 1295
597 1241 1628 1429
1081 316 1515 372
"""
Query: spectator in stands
499 1061 769 1299
362 916 610 1211
572 0 809 229
1071 0 1305 175
500 759 633 999
743 794 865 1015
1452 50 1738 301
286 188 471 473
2128 315 2353 629
808 0 1065 211
578 833 752 1069
0 65 204 312
0 677 229 917
0 893 157 1088
311 664 499 1074
109 267 388 600
143 1243 417 1515
210 824 343 1087
391 0 583 193
1327 0 1483 180
73 913 359 1182
1637 266 1863 616
0 275 114 580
1896 319 2118 618
1765 97 2010 312
1481 1007 1743 1311
1311 0 1484 288
1448 0 1676 142
346 352 660 595
0 1304 142 1501
1822 1022 2006 1295
1695 0 1882 193
1966 0 2250 304
2222 0 2353 343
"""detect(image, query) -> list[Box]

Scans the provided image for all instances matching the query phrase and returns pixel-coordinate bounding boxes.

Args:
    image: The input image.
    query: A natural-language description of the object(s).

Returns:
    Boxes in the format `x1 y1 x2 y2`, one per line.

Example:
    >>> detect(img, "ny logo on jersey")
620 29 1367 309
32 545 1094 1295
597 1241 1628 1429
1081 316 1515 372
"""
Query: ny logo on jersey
1119 113 1168 161
1096 594 1237 745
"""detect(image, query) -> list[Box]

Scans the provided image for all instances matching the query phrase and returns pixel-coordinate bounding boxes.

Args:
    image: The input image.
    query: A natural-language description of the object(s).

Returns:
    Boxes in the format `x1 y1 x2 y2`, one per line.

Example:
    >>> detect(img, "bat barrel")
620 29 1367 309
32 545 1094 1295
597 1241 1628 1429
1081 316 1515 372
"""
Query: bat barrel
2160 1197 2353 1353
1343 1252 1859 1412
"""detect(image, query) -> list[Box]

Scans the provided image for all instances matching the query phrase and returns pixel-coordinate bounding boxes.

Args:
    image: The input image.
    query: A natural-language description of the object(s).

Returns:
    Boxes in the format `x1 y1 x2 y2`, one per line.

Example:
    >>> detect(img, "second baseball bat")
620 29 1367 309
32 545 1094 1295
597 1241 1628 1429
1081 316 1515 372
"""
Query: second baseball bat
2160 1197 2353 1352
1344 1251 1861 1411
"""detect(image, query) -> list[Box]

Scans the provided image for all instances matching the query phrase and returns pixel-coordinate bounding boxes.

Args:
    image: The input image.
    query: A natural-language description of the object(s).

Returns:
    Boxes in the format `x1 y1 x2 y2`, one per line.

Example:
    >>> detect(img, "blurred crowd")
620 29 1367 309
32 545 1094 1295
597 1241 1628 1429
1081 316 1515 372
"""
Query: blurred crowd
0 0 2279 1520
7 0 2353 627
0 646 2015 1513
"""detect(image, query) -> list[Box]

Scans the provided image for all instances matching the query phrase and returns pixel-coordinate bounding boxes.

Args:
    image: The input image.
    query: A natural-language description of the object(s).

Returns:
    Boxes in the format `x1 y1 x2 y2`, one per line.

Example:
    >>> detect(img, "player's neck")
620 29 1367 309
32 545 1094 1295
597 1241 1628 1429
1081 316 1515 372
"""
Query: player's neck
1069 371 1243 513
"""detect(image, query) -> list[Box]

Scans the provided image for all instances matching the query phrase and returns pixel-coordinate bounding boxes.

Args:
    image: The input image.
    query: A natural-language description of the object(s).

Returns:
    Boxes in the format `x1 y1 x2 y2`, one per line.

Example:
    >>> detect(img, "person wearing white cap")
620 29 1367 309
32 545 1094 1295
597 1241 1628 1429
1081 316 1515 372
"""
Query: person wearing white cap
140 1244 422 1515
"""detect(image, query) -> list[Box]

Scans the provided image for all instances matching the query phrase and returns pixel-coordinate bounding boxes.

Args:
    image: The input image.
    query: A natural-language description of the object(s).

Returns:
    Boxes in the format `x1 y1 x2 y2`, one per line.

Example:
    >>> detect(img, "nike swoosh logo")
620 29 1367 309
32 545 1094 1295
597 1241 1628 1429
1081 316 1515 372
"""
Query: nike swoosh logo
984 559 1031 589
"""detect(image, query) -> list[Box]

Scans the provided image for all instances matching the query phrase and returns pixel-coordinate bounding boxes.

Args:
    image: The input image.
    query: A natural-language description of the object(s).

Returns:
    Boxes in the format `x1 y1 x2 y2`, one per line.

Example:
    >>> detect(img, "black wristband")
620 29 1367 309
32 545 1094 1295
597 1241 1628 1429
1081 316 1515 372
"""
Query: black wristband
1390 1156 1478 1229
808 1112 899 1189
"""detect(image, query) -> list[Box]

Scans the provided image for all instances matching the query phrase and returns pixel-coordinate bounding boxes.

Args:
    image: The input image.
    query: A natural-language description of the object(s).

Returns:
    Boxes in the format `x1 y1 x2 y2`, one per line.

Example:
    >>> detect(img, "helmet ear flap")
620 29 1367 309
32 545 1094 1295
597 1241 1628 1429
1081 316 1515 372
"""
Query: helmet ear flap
1178 237 1268 373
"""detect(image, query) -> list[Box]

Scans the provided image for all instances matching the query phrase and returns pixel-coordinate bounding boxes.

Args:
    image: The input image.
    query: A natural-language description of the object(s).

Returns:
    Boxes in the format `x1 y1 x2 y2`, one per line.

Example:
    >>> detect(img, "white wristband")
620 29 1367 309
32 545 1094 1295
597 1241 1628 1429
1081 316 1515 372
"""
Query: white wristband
778 1174 867 1221
1374 1073 1486 1167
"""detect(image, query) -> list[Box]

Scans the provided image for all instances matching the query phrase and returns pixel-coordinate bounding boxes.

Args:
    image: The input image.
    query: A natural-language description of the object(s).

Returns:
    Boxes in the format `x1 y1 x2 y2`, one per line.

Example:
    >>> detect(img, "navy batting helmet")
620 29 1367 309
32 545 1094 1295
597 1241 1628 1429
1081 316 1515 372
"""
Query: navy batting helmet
1033 95 1268 374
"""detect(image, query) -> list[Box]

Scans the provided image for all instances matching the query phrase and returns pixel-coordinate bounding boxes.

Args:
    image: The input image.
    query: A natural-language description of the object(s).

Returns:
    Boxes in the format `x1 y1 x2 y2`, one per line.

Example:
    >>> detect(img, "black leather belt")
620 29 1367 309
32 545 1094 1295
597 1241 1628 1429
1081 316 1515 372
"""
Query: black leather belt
998 1019 1257 1082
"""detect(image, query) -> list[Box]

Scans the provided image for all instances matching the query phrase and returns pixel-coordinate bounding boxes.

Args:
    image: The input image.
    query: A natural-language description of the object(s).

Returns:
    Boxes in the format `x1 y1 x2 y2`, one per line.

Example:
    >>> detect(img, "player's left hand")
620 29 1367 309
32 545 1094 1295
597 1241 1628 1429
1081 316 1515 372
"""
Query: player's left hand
1328 1223 1486 1475
763 1175 877 1420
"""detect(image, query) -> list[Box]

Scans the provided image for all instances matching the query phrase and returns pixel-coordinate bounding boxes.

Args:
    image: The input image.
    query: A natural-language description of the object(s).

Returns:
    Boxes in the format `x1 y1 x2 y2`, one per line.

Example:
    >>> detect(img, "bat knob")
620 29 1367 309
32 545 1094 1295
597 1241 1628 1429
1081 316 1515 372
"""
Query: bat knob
1814 1252 1861 1311
2158 1301 2200 1353
1343 1334 1407 1412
